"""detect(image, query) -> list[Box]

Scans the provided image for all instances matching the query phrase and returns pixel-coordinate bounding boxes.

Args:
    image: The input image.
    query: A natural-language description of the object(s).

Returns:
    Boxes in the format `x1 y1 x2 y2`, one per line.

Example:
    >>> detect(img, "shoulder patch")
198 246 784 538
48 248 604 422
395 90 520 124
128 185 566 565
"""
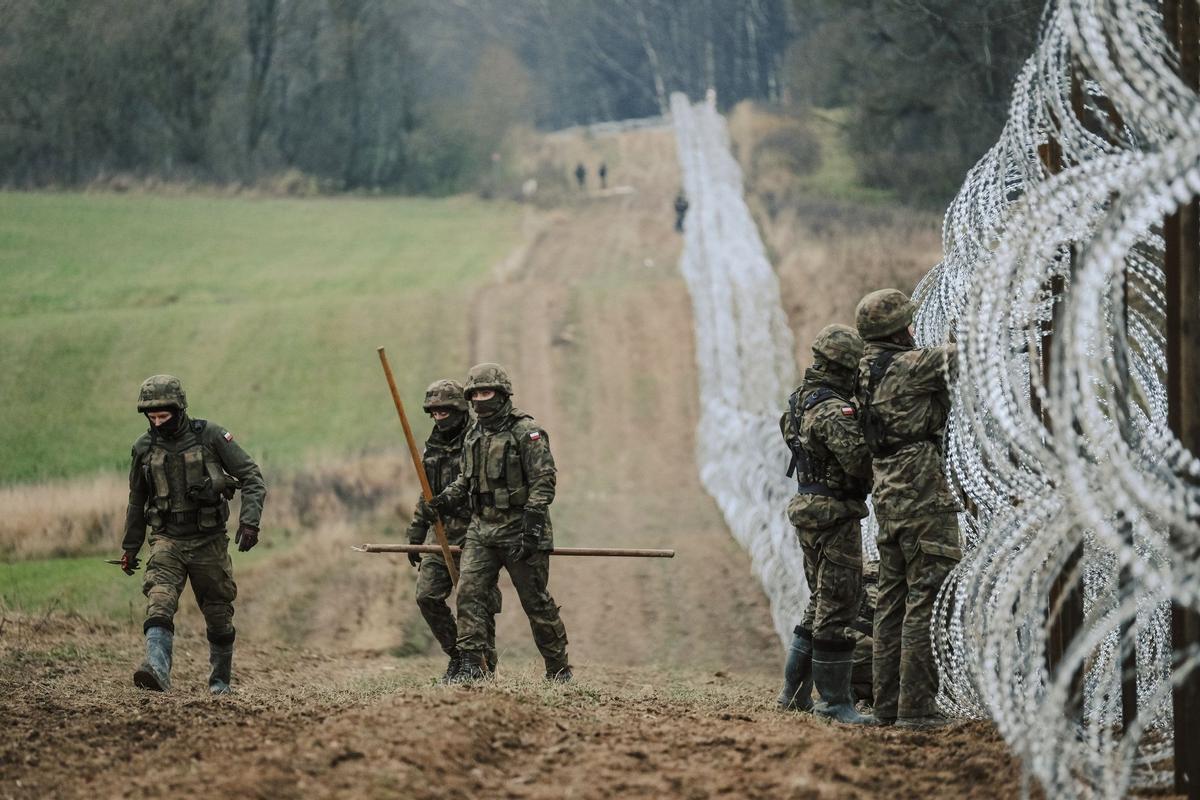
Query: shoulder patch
529 431 541 441
223 431 234 442
841 406 855 417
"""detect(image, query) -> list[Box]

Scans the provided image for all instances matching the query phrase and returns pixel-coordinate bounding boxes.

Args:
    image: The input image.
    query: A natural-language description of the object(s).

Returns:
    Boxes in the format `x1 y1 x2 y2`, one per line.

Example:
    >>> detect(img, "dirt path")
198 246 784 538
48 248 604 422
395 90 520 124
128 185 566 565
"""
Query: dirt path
0 618 1022 800
468 125 778 672
0 123 1030 799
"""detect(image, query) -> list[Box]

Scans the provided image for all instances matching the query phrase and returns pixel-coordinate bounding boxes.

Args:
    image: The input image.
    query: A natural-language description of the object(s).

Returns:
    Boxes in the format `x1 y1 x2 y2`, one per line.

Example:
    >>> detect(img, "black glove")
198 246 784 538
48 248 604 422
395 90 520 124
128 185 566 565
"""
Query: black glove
428 493 452 514
120 550 140 575
407 551 422 568
235 523 259 552
511 508 545 563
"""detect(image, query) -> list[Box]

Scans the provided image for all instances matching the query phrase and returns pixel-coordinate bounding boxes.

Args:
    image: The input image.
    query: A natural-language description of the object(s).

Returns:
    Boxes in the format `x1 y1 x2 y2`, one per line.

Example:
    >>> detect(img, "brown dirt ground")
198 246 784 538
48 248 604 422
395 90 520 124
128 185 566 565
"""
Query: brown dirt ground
1 616 1022 800
0 121 1027 799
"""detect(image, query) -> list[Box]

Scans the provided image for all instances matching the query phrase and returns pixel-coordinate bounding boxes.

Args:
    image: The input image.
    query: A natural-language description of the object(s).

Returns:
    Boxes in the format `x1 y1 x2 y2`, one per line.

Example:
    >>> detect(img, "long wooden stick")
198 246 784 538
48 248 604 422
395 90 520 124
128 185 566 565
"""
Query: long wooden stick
354 543 676 558
376 346 458 583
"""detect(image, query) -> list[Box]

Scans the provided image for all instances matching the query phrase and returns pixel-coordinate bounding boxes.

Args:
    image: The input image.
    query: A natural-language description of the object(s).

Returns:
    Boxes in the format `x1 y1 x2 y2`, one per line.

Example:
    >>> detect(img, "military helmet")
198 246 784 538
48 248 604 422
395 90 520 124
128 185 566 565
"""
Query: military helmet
136 374 187 413
422 379 468 412
855 289 916 340
812 323 864 370
464 362 513 398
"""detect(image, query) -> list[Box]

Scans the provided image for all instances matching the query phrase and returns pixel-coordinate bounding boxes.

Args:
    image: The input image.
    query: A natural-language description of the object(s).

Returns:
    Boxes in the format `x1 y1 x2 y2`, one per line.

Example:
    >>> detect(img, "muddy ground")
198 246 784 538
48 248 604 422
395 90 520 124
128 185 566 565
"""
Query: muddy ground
2 122 1029 798
0 616 1022 800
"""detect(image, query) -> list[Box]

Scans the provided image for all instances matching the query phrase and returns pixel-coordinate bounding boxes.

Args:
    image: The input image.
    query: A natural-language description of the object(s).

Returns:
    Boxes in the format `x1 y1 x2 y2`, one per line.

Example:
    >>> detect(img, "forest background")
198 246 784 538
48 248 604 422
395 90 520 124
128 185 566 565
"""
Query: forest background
0 0 1044 206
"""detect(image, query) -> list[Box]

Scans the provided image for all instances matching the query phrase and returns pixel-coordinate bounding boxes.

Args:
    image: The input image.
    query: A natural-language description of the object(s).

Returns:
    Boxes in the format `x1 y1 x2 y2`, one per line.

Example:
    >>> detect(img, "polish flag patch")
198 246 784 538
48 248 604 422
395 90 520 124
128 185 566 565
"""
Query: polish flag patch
529 431 541 441
841 407 855 417
223 431 234 442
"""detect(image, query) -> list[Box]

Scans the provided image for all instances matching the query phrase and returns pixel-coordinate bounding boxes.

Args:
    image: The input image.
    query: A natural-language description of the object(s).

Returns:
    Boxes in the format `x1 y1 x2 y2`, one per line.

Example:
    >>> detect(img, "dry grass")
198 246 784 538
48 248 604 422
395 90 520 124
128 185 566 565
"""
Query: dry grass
728 103 943 372
0 453 420 562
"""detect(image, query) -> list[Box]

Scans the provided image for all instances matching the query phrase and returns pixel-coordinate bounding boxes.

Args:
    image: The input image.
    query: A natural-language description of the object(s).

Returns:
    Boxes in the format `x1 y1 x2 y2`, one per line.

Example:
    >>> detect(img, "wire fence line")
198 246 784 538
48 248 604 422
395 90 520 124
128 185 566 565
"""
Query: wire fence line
913 0 1200 795
671 92 881 647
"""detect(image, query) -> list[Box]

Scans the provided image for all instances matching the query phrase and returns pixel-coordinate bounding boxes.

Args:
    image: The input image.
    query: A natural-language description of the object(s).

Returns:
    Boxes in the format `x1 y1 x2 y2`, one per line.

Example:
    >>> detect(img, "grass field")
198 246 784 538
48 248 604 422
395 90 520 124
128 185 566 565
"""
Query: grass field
0 192 522 483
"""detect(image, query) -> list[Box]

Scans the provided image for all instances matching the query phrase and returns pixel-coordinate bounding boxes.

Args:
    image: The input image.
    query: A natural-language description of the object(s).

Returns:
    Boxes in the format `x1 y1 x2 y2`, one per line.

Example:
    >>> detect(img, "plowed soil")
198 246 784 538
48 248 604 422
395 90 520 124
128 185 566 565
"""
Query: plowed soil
0 123 1025 799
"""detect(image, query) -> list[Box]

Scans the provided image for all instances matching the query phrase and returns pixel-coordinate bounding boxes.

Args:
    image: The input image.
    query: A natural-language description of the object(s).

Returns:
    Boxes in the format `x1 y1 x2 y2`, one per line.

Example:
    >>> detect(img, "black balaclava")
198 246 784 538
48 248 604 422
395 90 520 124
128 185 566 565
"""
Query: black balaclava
472 392 511 428
432 408 467 435
147 407 187 438
805 359 857 395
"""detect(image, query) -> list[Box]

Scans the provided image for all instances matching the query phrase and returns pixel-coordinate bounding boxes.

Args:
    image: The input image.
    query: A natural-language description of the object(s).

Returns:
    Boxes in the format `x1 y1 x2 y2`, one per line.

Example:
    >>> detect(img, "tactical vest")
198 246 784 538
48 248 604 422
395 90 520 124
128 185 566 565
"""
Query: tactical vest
461 418 530 513
423 428 471 521
861 351 944 458
142 419 235 532
783 387 868 501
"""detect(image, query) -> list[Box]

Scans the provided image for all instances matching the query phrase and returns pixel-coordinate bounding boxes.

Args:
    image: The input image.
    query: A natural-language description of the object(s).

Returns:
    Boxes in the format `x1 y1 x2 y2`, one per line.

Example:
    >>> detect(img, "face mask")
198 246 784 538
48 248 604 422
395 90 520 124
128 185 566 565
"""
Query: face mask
433 410 466 431
471 394 507 418
147 410 185 436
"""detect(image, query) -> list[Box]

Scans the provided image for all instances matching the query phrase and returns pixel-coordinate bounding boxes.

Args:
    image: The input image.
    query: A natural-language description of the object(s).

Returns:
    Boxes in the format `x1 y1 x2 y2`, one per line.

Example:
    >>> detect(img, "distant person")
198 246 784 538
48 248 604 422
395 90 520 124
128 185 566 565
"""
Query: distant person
118 375 266 694
674 191 689 232
404 380 500 682
856 289 961 730
424 363 571 683
778 325 876 725
598 162 608 189
574 162 586 190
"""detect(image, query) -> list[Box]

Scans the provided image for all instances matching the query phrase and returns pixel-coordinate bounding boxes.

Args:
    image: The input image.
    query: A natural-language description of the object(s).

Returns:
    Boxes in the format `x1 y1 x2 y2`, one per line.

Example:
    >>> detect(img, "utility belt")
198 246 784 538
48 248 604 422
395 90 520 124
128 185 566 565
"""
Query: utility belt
147 502 227 531
871 434 943 460
468 485 528 513
795 481 866 502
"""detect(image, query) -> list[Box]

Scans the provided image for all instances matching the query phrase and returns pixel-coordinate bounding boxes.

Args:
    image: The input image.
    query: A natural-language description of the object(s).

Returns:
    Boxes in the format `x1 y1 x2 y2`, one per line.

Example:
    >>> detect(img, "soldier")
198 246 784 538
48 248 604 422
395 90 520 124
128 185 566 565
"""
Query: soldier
118 375 266 694
777 325 875 725
404 379 499 681
425 363 571 683
574 162 587 190
855 289 961 730
674 191 689 232
598 162 608 189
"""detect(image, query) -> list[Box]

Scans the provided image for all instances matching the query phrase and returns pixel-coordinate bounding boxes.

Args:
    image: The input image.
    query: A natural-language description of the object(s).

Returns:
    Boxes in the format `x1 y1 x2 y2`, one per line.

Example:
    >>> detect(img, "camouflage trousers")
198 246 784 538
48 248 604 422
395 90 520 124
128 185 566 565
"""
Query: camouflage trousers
797 518 863 643
416 551 500 668
872 513 961 720
143 532 237 644
455 544 569 671
850 561 879 703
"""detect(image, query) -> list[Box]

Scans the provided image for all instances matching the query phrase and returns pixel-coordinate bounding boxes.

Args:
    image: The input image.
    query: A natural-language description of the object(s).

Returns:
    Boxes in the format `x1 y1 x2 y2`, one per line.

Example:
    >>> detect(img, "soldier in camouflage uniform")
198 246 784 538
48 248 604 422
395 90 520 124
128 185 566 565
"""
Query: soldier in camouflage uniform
850 560 879 704
777 324 876 725
426 363 571 682
118 375 266 694
855 289 962 730
404 379 500 681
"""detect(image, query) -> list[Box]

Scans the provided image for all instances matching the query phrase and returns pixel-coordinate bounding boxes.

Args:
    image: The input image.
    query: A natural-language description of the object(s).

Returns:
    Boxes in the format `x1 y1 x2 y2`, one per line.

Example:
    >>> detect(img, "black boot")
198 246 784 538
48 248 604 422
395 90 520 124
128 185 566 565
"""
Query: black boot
545 663 572 683
209 641 234 695
439 649 462 684
133 626 173 691
812 638 878 725
777 626 814 711
449 651 489 684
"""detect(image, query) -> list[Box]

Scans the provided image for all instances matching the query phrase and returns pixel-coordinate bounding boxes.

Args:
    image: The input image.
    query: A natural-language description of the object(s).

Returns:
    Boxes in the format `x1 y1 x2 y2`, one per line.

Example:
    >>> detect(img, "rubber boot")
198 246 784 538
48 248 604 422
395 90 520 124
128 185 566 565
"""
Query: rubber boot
812 639 878 725
133 626 173 691
449 651 488 684
208 641 233 695
777 626 814 711
439 649 461 685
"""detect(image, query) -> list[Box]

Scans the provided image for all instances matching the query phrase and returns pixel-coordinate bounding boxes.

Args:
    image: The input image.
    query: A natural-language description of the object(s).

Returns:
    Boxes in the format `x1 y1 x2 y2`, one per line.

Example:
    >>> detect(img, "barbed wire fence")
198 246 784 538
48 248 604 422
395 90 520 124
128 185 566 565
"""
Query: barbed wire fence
913 0 1200 796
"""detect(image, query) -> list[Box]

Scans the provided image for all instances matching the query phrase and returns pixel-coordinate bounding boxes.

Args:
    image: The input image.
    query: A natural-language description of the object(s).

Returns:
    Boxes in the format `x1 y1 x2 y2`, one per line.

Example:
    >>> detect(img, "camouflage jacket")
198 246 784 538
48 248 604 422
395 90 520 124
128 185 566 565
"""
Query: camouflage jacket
122 416 266 551
783 368 872 528
856 341 960 519
439 406 556 549
406 421 472 546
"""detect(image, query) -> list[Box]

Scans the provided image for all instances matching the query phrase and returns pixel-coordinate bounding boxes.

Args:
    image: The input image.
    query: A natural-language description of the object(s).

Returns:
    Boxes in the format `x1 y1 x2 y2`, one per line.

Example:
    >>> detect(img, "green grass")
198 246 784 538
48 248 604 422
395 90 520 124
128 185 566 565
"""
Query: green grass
799 108 895 205
0 539 287 621
0 192 522 482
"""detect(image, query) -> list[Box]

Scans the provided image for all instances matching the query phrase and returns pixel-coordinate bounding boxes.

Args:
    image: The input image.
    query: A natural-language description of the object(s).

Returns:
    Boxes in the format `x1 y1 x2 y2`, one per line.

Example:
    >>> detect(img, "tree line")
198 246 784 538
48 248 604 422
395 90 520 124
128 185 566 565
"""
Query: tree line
0 0 1040 203
787 0 1045 206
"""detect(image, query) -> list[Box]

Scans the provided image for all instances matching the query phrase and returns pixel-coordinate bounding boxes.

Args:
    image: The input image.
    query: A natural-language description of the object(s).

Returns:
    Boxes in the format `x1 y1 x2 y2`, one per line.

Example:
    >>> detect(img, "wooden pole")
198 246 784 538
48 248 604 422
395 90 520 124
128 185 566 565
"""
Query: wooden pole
1166 0 1200 793
354 543 677 558
376 347 459 584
